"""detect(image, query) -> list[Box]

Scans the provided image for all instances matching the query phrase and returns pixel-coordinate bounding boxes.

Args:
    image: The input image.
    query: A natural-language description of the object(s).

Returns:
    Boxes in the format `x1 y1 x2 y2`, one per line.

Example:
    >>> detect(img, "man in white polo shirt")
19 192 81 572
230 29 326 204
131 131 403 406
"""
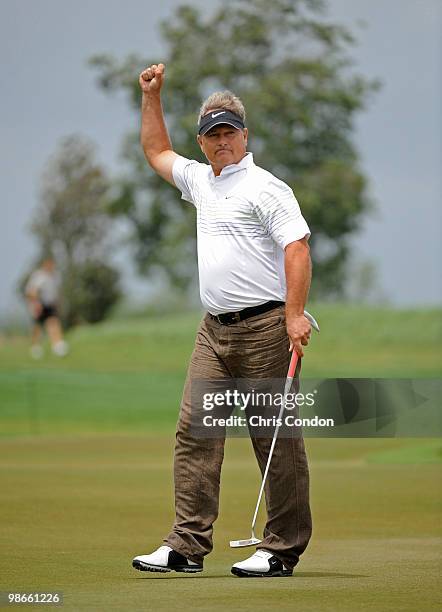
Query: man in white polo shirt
132 63 313 578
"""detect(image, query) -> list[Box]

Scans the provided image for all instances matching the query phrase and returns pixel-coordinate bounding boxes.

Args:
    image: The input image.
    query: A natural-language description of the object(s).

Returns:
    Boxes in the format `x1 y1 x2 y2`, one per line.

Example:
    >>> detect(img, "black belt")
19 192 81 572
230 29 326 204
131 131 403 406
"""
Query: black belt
210 301 284 326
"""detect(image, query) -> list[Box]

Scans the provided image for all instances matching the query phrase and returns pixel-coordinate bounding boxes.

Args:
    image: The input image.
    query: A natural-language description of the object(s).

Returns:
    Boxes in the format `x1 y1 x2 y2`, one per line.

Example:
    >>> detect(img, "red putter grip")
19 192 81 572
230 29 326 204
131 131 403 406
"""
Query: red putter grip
288 351 298 378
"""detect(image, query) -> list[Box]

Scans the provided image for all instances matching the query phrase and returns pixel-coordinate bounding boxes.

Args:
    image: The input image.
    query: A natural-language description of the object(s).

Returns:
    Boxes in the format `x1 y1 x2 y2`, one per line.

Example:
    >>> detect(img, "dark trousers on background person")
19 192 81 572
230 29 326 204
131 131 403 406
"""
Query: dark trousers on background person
164 305 312 571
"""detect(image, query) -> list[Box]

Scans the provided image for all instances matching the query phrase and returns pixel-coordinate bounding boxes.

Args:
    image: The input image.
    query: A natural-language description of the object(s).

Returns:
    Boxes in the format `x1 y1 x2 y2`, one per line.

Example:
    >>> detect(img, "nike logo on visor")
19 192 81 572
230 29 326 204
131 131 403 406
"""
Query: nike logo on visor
211 111 226 118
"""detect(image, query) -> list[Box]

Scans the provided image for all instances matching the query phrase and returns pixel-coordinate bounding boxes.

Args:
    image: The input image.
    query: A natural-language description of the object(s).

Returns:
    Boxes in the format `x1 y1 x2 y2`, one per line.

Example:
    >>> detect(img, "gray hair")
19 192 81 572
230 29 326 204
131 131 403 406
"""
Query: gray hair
198 91 246 123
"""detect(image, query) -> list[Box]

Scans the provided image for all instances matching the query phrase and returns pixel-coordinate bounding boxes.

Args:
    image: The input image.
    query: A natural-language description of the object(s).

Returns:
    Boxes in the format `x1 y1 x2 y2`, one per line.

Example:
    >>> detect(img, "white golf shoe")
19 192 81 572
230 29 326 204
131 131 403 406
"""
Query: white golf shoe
231 549 292 578
52 341 69 357
132 545 203 573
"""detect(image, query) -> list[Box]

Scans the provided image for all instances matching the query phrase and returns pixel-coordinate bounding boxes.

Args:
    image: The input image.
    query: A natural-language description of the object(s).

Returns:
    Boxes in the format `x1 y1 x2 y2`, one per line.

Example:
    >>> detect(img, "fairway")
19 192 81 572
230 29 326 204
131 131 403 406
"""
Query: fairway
1 307 441 610
1 306 441 437
1 435 440 611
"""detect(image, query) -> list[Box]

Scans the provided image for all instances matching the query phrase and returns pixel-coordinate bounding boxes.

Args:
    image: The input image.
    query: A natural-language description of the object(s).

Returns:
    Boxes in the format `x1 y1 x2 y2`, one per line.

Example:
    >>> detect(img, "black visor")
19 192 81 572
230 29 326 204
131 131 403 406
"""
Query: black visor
198 109 245 135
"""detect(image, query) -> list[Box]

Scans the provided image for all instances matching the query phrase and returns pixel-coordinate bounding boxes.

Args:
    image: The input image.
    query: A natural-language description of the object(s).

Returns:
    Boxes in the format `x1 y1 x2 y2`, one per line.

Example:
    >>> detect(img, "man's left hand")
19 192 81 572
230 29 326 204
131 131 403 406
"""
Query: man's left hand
286 314 311 357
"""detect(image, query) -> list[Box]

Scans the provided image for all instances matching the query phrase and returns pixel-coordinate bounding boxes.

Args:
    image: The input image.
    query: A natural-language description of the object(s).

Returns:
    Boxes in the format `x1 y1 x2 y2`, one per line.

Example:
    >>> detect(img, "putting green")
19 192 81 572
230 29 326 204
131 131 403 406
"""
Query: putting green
366 441 442 464
1 435 440 611
1 307 441 609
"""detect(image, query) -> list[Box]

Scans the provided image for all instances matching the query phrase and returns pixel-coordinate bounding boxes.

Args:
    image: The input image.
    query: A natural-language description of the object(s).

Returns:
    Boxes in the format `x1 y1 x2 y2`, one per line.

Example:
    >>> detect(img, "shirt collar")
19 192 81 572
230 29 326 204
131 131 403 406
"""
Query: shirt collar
210 152 254 180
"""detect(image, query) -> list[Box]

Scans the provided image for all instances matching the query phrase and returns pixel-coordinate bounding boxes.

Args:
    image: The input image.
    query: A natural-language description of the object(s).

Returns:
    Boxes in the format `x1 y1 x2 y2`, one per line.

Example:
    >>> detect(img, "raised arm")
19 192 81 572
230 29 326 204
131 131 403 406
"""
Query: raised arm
139 63 178 185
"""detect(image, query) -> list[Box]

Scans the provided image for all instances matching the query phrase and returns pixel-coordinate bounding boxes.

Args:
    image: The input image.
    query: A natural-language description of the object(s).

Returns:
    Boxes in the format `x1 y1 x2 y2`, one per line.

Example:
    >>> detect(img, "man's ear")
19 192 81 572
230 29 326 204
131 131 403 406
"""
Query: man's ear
243 127 248 146
196 134 204 151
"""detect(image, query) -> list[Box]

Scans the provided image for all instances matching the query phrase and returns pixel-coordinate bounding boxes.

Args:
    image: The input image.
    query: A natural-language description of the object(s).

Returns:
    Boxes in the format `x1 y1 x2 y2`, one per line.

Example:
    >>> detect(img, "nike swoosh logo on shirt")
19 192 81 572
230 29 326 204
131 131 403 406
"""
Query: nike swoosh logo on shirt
212 111 226 118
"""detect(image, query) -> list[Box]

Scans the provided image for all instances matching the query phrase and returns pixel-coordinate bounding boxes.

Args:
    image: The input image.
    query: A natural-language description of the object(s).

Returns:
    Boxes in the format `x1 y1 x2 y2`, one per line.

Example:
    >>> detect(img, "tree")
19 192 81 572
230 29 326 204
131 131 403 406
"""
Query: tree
91 0 379 299
28 134 121 327
62 260 121 325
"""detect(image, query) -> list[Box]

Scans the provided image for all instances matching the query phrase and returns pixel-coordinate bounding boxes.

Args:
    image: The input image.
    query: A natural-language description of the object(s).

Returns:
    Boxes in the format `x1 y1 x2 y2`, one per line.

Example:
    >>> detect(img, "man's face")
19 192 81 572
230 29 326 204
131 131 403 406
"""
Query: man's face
197 121 248 174
42 259 55 272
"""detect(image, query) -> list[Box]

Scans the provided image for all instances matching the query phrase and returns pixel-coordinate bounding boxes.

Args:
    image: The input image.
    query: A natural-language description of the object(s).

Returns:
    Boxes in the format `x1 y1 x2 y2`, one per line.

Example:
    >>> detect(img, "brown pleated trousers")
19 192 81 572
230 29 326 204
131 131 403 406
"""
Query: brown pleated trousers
164 306 312 570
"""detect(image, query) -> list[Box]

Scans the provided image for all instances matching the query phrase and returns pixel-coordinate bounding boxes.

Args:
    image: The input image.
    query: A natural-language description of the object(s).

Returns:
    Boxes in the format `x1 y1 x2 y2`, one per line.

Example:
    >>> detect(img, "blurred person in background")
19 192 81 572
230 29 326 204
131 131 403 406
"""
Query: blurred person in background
25 257 69 358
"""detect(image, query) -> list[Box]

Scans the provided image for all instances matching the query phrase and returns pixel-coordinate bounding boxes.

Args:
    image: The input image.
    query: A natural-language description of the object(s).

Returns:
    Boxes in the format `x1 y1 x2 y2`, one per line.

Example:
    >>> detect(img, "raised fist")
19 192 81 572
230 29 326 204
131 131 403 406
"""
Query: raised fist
139 63 165 94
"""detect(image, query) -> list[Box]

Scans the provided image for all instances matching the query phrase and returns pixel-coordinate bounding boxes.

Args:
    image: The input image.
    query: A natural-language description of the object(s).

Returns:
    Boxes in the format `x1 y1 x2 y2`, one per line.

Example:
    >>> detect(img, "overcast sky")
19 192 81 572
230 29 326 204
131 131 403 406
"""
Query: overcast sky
1 0 441 316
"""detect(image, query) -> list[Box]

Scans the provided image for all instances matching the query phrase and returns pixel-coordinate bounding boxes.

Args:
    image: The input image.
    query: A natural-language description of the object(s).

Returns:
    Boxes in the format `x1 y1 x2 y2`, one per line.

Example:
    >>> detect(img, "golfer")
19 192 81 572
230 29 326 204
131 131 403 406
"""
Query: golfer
133 63 312 577
25 257 69 358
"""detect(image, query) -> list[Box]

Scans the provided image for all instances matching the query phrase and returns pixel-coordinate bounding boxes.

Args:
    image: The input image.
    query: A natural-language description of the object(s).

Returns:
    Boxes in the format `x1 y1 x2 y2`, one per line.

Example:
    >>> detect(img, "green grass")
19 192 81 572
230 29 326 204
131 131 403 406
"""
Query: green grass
0 305 441 610
366 439 442 464
1 304 441 377
0 305 440 436
1 436 440 611
0 370 182 436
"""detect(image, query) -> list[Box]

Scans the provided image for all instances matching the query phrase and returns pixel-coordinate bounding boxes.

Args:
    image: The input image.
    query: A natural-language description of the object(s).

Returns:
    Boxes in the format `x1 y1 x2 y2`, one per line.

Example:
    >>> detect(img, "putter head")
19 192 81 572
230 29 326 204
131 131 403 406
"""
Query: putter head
229 537 262 548
303 310 320 332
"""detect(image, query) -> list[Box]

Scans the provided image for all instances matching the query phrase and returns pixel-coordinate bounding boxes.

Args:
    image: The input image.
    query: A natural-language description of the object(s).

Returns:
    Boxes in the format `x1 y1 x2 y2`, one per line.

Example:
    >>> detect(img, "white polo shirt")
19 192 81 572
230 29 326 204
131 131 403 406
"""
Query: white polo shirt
172 152 310 315
25 269 60 306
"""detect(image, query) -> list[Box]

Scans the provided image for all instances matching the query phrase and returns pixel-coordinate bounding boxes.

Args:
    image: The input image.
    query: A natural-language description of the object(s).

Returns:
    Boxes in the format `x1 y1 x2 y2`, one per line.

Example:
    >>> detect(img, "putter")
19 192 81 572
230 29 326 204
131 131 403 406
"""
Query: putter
230 309 319 548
